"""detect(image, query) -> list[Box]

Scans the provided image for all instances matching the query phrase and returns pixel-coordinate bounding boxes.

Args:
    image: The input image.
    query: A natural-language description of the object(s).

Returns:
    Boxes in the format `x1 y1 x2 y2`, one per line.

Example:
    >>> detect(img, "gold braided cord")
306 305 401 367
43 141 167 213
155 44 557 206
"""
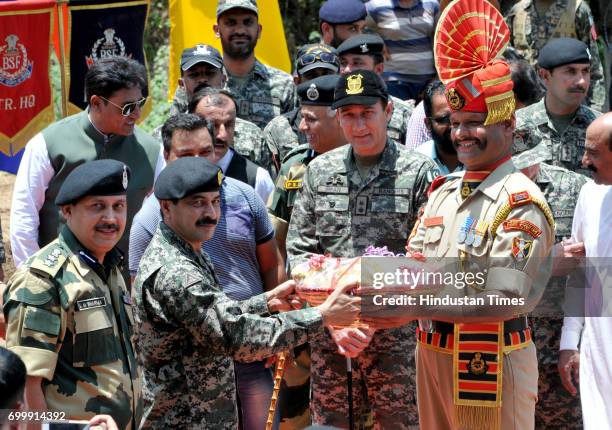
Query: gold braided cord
490 198 555 240
481 74 512 87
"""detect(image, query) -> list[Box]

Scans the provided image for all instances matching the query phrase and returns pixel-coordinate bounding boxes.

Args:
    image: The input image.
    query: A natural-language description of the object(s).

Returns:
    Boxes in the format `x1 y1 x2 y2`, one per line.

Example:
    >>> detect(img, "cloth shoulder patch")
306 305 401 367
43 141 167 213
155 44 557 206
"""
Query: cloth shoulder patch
508 191 532 208
502 219 542 238
512 237 533 260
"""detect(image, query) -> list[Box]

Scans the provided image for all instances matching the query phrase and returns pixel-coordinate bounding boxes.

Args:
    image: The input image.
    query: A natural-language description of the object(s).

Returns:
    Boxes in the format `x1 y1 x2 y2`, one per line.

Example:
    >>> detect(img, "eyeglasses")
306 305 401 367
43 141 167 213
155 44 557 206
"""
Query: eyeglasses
297 53 339 68
429 114 450 125
99 96 146 116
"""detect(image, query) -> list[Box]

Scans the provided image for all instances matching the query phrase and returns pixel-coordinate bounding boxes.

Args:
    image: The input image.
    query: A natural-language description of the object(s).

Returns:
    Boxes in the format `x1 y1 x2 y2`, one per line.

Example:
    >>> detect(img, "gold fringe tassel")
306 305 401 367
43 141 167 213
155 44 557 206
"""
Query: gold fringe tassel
484 95 515 126
455 404 501 430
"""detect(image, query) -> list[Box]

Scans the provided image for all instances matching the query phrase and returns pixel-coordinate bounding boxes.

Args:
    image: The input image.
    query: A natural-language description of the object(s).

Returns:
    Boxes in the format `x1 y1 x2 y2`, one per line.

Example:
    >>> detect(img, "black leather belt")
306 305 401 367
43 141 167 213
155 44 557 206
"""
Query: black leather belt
431 316 528 334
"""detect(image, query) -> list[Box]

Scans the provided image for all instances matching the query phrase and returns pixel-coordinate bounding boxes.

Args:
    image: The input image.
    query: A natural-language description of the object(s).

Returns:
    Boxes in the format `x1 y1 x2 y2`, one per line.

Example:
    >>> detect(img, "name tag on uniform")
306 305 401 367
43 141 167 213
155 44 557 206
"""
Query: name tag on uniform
76 297 107 311
284 179 302 190
424 216 444 227
318 186 349 194
373 188 410 196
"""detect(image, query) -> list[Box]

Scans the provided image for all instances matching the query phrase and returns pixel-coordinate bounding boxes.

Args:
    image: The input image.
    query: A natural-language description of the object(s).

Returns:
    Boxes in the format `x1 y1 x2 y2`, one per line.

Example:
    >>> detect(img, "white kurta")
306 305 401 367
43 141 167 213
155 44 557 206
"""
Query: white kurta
560 181 612 429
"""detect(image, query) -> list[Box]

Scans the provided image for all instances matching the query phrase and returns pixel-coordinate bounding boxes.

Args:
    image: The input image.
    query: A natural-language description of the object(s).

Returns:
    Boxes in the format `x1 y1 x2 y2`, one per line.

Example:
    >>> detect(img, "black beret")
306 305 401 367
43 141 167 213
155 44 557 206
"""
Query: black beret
298 75 341 106
55 159 130 205
318 0 366 24
337 34 384 57
332 69 388 109
154 157 222 200
537 37 591 70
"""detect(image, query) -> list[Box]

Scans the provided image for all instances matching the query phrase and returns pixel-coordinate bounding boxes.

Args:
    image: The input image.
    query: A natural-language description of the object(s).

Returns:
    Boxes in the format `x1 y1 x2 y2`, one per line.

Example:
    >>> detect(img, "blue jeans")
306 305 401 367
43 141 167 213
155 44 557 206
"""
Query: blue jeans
235 361 279 430
386 80 429 101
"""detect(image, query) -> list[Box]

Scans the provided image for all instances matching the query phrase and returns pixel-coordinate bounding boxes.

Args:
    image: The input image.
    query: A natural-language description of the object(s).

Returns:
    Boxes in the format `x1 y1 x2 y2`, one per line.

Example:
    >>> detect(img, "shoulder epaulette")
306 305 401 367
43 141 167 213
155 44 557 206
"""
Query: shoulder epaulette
490 191 555 239
29 244 69 278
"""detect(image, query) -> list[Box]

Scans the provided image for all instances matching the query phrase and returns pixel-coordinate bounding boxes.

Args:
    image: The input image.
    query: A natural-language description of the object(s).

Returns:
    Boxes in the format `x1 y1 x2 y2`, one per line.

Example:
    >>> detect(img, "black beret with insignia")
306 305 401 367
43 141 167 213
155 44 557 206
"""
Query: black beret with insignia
55 159 130 205
337 34 384 57
332 69 388 109
298 75 341 106
154 156 222 200
319 0 366 24
537 37 591 70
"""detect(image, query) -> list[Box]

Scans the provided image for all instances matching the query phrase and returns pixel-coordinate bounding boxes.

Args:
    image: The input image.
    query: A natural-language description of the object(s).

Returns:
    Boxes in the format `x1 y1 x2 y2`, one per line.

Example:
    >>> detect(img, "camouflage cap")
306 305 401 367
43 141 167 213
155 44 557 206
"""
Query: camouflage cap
512 142 552 169
217 0 258 18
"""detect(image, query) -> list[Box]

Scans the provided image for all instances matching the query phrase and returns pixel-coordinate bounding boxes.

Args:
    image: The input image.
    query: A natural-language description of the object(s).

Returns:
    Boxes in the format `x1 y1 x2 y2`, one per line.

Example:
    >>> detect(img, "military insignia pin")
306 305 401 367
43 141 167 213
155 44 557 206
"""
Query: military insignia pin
217 170 223 186
511 237 533 261
467 352 489 375
457 216 474 244
306 83 319 101
122 165 129 189
346 74 364 95
360 43 369 53
446 88 465 110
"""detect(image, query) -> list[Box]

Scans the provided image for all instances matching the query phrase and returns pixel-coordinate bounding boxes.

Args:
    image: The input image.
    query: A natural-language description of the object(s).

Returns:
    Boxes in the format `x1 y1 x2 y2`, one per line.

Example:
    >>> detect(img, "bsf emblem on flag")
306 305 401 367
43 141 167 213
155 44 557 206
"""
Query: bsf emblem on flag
86 28 129 67
346 74 364 95
0 34 33 87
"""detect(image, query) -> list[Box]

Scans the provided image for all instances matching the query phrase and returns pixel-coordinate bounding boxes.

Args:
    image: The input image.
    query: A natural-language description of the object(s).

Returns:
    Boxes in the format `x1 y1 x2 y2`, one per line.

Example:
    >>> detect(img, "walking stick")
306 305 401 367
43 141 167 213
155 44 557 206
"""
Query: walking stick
347 357 354 430
265 352 287 430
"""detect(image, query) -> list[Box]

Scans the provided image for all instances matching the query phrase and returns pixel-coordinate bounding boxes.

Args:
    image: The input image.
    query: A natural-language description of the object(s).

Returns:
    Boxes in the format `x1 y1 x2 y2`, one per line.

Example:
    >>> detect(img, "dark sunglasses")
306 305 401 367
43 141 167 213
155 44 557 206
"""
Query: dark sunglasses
429 114 450 125
297 52 339 68
99 96 146 116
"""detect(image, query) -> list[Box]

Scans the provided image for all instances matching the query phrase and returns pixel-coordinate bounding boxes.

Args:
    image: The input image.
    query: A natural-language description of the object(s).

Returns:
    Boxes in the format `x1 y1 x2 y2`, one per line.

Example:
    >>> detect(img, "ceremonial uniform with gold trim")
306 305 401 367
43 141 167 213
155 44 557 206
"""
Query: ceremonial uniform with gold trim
409 161 554 430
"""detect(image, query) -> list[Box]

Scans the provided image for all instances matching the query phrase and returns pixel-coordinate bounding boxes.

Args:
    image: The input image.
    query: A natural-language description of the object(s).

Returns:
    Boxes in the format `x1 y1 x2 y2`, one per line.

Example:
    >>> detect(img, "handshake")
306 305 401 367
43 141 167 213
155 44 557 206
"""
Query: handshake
265 279 361 328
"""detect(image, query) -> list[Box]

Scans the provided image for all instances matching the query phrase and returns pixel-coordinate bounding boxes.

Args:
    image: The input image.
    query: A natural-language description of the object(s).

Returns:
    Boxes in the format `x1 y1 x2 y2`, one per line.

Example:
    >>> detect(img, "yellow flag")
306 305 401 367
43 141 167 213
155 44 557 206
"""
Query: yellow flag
168 0 291 101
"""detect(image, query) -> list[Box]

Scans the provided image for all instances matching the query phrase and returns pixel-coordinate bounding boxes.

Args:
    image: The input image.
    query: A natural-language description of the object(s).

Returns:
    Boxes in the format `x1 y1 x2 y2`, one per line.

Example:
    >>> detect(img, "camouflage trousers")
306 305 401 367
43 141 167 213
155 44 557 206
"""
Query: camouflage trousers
532 317 583 429
310 324 418 430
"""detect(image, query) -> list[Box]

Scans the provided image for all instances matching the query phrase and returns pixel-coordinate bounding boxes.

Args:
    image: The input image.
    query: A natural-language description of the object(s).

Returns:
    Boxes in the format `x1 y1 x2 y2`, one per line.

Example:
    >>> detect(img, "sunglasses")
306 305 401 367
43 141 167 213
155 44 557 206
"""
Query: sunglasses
297 52 339 68
429 114 450 125
99 96 146 116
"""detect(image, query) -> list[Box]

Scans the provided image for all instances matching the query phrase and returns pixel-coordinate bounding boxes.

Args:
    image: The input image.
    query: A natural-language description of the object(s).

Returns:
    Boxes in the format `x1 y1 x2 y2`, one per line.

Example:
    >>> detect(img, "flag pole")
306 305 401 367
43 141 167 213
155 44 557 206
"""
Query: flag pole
56 0 68 118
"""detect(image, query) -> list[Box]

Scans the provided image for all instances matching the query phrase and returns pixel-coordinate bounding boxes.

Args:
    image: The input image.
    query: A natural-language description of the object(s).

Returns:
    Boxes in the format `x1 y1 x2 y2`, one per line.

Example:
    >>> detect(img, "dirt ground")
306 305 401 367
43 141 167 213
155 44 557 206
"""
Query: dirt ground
0 171 15 281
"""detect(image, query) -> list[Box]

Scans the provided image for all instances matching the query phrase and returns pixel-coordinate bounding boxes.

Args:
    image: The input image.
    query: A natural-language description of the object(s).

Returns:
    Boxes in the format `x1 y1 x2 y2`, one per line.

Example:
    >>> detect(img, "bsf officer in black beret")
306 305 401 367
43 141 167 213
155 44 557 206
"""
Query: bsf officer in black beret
514 37 601 178
132 156 361 428
3 159 142 429
285 70 438 428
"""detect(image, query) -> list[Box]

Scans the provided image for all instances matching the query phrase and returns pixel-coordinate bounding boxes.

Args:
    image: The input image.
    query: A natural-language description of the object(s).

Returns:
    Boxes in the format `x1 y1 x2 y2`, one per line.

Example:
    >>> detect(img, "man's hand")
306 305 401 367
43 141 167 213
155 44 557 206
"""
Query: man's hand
89 414 119 430
266 280 303 313
317 282 361 327
329 327 376 358
552 240 585 277
558 349 580 396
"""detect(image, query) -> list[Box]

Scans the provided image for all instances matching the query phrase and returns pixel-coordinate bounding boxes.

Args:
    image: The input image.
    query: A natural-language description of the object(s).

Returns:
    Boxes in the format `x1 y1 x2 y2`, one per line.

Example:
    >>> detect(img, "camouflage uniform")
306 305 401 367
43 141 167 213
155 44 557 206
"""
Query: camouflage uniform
2 227 141 430
506 0 606 111
226 60 296 130
263 109 306 173
264 96 414 173
514 98 601 177
166 86 274 173
287 140 437 428
267 144 316 238
530 163 587 429
133 221 324 429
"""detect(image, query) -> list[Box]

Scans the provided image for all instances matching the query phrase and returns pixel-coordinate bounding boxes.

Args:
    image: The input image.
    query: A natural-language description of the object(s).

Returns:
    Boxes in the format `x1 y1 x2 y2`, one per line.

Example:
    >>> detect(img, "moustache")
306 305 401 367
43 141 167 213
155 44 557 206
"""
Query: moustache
587 164 597 173
196 217 217 227
193 82 211 93
95 223 120 231
568 87 586 93
230 34 251 41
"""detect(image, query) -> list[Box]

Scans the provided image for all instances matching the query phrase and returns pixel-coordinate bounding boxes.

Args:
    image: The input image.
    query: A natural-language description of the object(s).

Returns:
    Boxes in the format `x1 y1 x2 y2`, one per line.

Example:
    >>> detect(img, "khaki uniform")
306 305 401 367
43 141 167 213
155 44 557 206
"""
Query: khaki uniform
408 160 554 430
2 227 141 430
506 0 606 111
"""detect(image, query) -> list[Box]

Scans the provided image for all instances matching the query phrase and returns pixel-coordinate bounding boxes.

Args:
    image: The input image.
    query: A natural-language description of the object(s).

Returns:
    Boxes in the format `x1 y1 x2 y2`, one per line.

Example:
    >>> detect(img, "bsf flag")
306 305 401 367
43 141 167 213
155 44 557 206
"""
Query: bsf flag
64 0 151 117
0 0 55 174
